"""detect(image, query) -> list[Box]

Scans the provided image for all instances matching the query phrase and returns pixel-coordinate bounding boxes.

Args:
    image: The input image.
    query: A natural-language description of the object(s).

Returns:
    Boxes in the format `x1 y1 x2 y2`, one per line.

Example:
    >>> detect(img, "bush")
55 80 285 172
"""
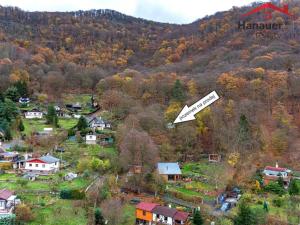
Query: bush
60 189 85 200
168 190 202 203
272 197 284 207
68 128 76 137
15 204 34 222
0 162 12 170
264 181 286 196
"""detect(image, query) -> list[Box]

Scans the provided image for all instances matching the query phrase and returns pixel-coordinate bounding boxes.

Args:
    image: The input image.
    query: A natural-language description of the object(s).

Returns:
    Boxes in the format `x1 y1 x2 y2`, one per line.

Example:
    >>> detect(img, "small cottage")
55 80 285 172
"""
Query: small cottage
86 135 97 145
157 162 182 182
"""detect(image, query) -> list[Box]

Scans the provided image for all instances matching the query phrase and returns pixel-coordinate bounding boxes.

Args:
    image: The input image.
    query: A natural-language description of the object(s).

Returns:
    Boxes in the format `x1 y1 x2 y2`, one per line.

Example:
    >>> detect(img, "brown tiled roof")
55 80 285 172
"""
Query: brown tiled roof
152 206 177 217
174 211 189 221
136 202 159 212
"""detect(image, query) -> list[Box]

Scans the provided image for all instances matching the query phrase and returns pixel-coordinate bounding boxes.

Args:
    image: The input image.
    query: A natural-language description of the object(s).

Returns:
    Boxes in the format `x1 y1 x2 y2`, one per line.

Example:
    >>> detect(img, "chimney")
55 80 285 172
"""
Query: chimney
168 204 172 208
276 162 279 168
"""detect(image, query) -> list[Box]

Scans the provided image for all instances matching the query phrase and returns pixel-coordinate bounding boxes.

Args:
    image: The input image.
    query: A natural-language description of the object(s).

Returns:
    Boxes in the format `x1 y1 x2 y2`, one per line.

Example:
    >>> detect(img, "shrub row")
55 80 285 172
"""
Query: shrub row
60 189 85 200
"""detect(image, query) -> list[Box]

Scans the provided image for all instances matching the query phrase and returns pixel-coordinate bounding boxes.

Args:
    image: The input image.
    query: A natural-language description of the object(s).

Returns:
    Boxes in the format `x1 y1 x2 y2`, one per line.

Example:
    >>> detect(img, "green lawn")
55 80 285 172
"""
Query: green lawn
58 177 90 190
23 119 49 135
28 198 87 225
58 118 78 130
23 118 78 136
168 185 215 201
168 161 230 202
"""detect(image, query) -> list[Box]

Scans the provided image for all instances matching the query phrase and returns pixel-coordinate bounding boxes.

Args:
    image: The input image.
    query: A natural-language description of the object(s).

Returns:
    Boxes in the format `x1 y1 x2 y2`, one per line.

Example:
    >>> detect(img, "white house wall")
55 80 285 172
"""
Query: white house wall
25 112 43 119
25 162 59 171
152 214 172 225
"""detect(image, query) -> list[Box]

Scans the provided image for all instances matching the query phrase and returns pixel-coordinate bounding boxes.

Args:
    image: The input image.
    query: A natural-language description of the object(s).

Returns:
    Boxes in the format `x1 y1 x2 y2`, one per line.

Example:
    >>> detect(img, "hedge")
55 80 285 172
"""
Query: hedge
60 189 85 200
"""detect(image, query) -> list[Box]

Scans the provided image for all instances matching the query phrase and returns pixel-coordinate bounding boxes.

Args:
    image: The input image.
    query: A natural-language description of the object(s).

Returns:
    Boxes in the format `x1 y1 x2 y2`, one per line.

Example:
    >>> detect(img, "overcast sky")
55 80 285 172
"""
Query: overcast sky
0 0 269 24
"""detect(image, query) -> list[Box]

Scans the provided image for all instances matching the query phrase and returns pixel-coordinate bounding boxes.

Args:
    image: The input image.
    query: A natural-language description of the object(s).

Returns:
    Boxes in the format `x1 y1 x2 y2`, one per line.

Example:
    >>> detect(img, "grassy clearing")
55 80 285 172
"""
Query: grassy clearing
62 141 117 163
167 160 231 202
23 119 49 135
58 118 78 130
23 118 78 136
63 94 92 105
168 184 215 202
58 177 90 190
28 198 87 225
234 193 300 224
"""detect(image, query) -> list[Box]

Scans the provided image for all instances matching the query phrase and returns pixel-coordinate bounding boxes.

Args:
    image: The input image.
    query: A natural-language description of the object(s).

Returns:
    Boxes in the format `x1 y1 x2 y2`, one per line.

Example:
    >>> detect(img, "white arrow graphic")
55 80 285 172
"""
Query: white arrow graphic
174 91 220 124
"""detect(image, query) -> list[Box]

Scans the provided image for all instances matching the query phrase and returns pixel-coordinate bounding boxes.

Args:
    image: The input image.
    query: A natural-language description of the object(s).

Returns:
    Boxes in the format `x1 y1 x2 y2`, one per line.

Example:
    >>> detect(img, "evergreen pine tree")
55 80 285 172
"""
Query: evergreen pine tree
4 126 12 141
77 116 88 131
18 119 25 132
46 105 59 127
172 79 186 102
234 201 257 225
14 81 28 97
4 86 20 102
193 209 203 225
94 208 105 225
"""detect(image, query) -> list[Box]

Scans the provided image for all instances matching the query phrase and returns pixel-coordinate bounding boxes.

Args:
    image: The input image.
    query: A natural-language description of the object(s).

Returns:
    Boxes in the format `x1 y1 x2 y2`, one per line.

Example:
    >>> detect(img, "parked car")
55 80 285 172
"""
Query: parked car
130 198 141 205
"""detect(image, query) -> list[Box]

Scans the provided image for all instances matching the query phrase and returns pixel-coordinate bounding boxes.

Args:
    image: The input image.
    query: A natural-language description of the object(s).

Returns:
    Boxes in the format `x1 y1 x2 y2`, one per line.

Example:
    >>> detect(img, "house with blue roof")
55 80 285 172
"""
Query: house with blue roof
157 162 182 182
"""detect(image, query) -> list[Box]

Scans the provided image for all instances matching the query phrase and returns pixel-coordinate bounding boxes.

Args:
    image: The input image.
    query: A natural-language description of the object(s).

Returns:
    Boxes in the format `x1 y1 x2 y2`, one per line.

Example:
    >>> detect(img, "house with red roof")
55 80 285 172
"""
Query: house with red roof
136 202 190 225
263 163 292 187
23 155 60 174
0 189 20 215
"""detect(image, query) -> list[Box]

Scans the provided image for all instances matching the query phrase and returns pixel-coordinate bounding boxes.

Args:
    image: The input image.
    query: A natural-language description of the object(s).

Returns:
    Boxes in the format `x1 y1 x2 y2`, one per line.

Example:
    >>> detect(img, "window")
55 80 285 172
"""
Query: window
164 216 168 221
35 164 38 167
29 164 32 167
142 210 146 216
42 164 45 168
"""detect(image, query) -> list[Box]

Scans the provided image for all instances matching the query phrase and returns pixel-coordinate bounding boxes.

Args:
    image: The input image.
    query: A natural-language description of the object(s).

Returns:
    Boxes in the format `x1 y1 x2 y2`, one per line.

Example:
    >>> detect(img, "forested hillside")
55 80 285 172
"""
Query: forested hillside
0 0 300 183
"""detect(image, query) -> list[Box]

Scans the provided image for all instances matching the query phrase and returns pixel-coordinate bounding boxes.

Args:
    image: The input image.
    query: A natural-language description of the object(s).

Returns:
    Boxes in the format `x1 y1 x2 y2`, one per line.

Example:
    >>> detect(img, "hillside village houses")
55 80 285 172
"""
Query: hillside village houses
24 109 43 119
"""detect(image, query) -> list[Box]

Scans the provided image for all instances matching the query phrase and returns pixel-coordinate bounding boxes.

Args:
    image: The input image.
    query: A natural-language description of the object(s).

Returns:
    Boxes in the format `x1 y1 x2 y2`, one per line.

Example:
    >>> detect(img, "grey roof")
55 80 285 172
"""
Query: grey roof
157 162 181 175
88 117 105 124
40 155 60 163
